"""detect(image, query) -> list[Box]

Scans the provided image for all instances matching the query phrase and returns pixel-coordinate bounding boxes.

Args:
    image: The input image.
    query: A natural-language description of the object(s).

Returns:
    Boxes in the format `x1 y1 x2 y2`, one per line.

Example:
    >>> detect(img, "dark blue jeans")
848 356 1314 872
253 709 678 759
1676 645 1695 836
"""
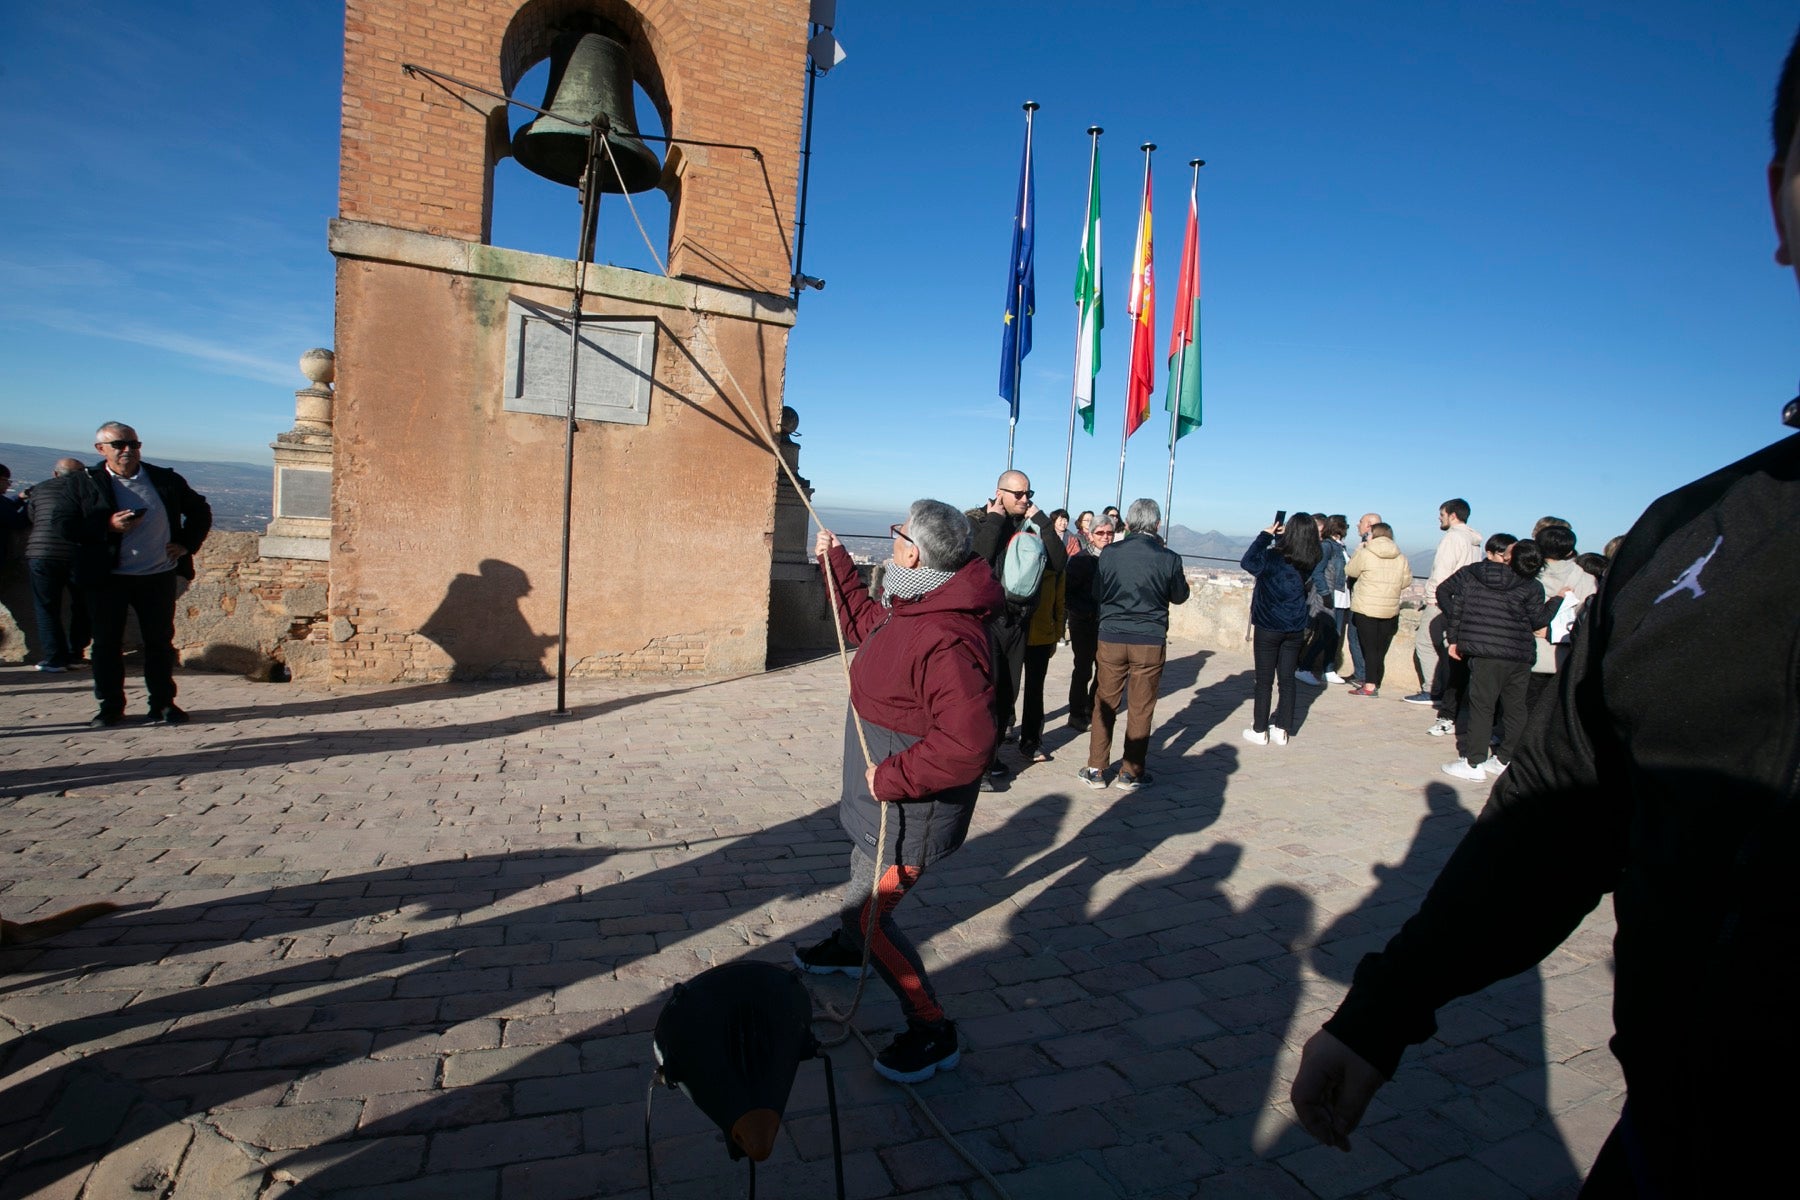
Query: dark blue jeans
27 557 89 666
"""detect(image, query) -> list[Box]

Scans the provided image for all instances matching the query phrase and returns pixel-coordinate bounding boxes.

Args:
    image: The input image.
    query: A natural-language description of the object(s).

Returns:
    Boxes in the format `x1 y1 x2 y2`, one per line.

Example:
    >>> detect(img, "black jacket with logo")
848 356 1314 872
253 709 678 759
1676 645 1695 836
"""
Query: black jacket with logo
1325 430 1800 1192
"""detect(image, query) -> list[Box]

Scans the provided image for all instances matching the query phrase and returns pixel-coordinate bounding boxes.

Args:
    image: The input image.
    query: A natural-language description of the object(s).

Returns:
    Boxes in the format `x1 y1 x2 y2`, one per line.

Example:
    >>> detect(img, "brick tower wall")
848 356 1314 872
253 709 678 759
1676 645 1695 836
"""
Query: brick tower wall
329 0 809 682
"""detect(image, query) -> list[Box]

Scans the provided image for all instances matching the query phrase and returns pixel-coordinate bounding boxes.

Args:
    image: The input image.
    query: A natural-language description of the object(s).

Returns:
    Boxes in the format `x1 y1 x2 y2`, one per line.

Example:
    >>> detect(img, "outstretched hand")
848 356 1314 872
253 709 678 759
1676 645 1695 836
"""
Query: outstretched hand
815 529 841 558
1290 1029 1385 1151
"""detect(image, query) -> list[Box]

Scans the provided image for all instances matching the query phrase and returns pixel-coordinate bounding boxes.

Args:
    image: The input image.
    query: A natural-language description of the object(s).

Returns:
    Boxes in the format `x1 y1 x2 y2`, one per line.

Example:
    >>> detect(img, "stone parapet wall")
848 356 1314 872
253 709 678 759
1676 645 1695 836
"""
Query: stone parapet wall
180 533 332 679
1168 572 1424 681
0 532 331 681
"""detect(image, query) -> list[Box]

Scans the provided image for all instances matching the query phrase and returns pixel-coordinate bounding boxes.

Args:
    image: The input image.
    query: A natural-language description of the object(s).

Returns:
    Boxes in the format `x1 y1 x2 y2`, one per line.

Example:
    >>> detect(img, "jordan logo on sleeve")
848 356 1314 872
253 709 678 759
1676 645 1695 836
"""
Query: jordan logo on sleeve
1654 535 1724 605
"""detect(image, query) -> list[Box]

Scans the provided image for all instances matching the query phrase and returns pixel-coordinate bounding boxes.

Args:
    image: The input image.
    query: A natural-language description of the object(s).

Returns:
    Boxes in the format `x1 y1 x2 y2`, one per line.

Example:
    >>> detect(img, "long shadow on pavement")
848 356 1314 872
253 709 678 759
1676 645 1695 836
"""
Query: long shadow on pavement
1308 782 1583 1198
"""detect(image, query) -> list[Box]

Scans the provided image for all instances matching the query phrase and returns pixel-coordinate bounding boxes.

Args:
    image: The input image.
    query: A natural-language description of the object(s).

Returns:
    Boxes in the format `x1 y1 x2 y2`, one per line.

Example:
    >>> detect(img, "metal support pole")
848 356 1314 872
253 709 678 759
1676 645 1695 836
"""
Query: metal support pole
554 125 605 716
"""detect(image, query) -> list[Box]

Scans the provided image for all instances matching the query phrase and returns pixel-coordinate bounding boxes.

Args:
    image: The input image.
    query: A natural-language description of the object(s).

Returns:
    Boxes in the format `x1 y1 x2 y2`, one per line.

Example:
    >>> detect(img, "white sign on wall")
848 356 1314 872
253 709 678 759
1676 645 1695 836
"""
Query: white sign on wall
501 298 655 425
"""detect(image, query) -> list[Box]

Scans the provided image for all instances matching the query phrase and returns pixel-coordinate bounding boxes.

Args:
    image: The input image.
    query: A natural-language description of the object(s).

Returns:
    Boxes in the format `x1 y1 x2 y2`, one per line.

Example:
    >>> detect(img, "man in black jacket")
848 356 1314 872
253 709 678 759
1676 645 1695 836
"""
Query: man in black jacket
1078 498 1189 792
967 469 1067 783
25 457 91 672
1290 32 1800 1195
66 423 212 727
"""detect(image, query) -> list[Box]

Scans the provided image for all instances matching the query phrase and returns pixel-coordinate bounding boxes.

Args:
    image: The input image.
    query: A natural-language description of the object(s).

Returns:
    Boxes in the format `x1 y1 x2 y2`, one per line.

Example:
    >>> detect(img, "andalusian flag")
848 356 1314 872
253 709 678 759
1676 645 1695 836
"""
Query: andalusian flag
998 120 1036 421
1164 174 1202 442
1072 147 1103 434
1124 158 1155 437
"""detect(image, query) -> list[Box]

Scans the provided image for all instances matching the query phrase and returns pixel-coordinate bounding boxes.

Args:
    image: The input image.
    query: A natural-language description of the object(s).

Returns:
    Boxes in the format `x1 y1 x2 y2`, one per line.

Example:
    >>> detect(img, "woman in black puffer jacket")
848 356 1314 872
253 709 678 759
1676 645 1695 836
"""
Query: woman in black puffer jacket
1436 536 1565 781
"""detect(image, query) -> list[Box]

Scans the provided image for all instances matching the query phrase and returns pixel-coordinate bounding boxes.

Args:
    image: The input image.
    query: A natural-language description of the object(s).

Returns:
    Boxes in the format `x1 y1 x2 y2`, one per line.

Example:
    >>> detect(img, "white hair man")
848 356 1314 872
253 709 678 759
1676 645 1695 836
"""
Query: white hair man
1077 498 1189 791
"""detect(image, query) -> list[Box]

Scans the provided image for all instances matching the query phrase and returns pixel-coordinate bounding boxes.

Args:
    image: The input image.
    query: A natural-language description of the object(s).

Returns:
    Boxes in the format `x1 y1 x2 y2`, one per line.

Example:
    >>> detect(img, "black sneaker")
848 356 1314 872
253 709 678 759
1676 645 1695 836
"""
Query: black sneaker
793 932 870 978
1114 770 1151 793
88 711 124 729
145 705 190 725
873 1019 960 1083
987 759 1010 779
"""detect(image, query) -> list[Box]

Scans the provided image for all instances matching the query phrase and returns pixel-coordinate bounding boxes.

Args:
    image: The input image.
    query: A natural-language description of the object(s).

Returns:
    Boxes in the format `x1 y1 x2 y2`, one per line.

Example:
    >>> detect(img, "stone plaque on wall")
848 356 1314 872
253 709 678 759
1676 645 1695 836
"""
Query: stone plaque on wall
278 467 332 519
502 299 655 425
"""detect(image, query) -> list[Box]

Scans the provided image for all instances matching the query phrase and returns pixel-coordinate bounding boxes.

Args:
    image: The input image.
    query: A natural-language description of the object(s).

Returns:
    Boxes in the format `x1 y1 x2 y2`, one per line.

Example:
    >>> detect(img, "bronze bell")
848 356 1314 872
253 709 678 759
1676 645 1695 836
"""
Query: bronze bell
512 24 663 193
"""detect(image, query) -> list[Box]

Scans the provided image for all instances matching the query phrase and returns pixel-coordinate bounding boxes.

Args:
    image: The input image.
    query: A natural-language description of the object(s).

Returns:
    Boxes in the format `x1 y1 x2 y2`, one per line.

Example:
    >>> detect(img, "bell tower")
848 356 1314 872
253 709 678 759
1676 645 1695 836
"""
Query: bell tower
326 0 810 682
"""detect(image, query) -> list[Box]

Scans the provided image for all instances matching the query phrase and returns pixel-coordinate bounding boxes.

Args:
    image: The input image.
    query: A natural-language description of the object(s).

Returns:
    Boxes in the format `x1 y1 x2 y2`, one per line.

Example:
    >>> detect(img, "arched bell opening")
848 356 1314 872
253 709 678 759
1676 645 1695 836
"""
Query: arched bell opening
489 0 682 275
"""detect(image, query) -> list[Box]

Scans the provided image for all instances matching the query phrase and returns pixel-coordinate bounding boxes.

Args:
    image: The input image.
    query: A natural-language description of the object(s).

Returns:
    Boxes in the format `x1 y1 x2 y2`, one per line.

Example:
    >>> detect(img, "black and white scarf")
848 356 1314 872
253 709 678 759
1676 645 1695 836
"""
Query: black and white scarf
881 562 955 606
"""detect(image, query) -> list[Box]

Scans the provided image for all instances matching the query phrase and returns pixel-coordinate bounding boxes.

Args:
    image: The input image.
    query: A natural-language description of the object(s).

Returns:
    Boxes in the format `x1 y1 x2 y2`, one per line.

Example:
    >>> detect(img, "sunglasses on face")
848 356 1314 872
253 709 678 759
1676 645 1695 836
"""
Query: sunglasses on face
999 487 1034 500
101 440 142 450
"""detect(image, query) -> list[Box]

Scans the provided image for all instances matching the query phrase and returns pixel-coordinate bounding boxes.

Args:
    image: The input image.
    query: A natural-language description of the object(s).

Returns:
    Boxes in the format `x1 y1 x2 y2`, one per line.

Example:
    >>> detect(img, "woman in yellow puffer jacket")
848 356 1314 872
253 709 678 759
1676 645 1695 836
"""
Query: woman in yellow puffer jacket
1344 522 1412 696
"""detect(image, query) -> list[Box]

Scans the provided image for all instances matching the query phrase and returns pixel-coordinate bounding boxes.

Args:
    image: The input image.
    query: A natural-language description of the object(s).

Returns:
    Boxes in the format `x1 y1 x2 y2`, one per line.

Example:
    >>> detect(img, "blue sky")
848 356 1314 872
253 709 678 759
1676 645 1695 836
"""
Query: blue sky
2 1 1795 550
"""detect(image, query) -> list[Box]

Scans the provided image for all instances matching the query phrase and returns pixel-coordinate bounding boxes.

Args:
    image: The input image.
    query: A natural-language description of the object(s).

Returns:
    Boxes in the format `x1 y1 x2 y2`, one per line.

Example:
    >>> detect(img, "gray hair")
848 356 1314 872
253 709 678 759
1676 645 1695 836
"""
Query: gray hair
1091 516 1117 533
1125 498 1161 535
907 499 973 570
53 457 83 475
95 421 135 440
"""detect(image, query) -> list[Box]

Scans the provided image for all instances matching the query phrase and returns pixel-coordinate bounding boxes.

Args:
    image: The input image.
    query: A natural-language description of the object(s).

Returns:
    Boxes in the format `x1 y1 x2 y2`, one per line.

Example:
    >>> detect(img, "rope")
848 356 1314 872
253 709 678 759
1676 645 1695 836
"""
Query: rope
598 156 1010 1200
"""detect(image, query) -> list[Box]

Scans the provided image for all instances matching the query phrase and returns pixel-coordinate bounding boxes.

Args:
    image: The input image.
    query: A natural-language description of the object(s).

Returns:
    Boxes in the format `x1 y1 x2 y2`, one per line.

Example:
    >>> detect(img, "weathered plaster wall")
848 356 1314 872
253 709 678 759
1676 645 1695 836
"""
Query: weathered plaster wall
327 237 790 682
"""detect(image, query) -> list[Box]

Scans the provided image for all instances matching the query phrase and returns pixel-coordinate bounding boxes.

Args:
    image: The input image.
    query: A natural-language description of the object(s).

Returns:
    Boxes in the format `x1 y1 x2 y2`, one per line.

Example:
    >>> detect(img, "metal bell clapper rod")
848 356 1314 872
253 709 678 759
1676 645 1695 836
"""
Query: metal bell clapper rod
400 63 765 158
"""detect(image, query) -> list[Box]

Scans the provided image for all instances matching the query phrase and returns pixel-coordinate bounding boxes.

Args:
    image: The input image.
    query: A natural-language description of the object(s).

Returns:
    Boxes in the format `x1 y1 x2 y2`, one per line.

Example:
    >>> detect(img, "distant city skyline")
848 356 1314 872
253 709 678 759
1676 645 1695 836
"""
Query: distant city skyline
3 3 1795 554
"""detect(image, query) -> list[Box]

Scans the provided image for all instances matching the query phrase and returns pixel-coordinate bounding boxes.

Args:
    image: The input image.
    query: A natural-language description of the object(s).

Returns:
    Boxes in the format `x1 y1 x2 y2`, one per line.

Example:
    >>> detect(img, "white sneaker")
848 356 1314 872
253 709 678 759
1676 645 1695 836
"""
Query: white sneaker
1294 670 1323 687
1481 757 1508 777
1427 718 1455 737
1242 727 1269 746
1324 671 1347 684
1269 727 1289 745
1441 759 1488 782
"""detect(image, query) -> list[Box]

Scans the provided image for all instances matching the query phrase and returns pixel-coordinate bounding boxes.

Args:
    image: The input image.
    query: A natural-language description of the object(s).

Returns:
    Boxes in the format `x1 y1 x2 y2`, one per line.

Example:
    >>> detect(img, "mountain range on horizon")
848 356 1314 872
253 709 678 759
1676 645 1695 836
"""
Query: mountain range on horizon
1 441 271 533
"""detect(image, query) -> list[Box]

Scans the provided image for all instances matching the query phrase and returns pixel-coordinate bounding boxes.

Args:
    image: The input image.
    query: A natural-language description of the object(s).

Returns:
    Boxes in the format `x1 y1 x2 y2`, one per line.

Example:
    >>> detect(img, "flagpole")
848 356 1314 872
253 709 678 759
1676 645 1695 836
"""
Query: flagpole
1164 158 1204 528
1062 125 1102 513
1116 142 1154 512
1007 100 1039 471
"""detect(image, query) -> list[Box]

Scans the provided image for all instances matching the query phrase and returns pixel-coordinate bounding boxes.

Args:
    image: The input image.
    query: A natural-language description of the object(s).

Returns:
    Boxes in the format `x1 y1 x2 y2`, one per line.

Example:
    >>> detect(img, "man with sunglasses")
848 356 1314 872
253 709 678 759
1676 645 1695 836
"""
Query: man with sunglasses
66 423 212 727
968 469 1068 784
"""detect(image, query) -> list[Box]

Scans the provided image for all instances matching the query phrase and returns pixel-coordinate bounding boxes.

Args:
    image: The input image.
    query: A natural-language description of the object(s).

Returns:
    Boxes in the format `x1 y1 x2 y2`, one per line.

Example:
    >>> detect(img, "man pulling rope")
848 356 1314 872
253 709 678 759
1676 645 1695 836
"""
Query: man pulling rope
796 502 1001 1083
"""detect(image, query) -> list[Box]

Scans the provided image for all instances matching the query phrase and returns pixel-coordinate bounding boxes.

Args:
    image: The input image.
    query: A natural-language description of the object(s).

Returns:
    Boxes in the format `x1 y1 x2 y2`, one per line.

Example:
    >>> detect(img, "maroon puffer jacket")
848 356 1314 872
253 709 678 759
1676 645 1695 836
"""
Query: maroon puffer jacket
823 545 1001 801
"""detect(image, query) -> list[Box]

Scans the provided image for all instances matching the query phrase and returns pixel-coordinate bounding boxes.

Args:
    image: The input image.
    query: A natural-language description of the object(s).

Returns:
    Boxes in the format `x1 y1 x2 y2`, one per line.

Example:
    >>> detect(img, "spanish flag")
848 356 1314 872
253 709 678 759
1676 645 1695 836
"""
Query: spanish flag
1124 155 1155 437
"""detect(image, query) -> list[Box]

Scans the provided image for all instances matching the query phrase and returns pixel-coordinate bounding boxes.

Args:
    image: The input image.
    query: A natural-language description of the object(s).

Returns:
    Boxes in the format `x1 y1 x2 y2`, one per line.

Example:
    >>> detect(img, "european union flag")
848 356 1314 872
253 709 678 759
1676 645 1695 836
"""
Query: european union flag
998 123 1035 421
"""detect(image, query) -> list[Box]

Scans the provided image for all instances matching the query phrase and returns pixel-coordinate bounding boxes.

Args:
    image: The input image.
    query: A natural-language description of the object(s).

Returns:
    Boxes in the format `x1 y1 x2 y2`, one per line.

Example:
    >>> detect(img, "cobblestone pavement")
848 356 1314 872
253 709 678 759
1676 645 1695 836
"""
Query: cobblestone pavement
0 646 1620 1199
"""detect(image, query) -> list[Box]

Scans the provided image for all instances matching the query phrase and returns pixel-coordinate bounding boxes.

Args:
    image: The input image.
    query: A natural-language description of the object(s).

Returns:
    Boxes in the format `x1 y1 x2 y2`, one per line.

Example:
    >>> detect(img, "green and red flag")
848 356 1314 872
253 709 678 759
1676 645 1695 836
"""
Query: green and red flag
1164 174 1202 442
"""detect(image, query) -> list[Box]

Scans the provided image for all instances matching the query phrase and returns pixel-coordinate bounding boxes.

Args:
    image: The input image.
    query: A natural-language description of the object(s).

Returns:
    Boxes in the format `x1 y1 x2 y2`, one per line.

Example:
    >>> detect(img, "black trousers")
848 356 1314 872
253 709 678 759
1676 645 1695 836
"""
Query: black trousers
1020 641 1056 750
1252 627 1304 733
1296 608 1339 674
1067 614 1098 725
1351 613 1398 688
989 609 1028 742
88 571 179 716
1465 657 1529 766
1433 611 1469 720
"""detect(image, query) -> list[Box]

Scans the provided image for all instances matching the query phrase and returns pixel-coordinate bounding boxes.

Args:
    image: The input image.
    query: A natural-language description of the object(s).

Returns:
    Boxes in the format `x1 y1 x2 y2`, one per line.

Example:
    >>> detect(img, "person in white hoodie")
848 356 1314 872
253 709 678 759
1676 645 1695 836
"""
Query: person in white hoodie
1407 499 1483 712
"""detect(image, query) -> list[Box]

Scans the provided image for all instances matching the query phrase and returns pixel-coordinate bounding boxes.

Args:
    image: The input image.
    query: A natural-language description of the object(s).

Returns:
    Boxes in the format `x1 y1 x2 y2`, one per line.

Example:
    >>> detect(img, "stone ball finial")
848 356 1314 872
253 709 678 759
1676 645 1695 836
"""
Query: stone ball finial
299 348 336 388
779 406 800 437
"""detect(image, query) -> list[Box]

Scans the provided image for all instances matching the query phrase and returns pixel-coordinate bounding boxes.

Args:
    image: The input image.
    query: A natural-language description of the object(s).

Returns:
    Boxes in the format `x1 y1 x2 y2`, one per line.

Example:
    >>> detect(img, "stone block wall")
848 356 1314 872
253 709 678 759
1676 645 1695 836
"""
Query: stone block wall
0 532 331 681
